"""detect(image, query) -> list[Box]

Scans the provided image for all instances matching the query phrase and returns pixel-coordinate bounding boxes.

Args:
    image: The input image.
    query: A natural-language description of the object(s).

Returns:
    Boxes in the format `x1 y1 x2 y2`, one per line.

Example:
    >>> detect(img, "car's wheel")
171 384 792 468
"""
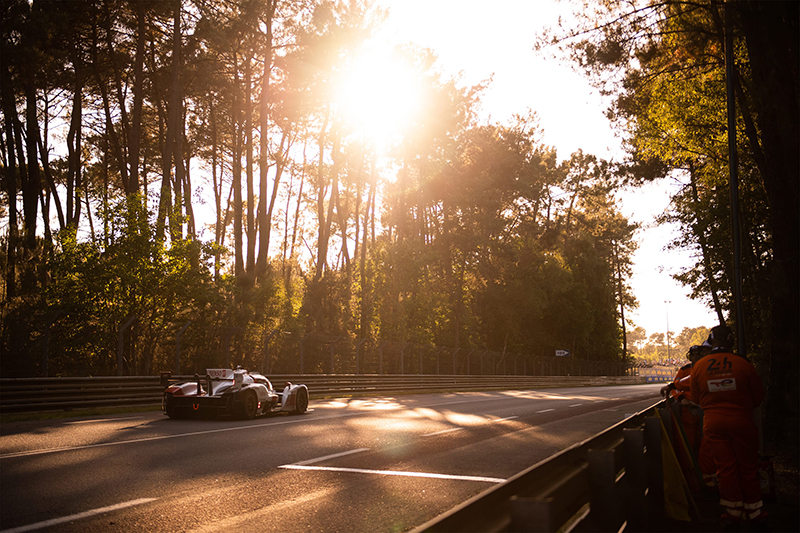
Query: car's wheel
163 393 181 419
239 391 258 420
292 387 308 415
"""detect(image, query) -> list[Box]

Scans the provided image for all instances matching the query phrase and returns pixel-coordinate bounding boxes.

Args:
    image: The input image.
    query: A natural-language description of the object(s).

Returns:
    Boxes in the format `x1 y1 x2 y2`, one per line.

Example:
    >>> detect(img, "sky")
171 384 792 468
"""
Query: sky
375 0 719 339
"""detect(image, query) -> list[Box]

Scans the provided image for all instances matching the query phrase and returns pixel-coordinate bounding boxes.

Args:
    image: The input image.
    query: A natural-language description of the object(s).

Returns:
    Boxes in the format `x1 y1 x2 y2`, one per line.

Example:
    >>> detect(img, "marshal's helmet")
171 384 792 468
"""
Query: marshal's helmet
707 324 734 350
687 345 703 360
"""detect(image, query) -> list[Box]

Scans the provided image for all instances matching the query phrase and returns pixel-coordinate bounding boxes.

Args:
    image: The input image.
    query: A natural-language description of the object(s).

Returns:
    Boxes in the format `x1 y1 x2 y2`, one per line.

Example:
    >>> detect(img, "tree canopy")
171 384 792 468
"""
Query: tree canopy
2 0 640 380
542 0 798 444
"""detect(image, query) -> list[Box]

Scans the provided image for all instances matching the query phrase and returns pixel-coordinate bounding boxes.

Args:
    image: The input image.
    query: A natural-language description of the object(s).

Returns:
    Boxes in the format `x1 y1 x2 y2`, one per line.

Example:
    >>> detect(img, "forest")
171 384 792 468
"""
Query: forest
1 1 797 442
1 0 638 379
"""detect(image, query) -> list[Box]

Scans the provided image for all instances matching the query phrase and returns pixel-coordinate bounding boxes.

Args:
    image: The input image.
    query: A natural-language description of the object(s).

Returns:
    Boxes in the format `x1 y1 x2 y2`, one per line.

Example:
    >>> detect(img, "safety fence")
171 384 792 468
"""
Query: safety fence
636 366 679 383
0 374 645 414
413 401 676 532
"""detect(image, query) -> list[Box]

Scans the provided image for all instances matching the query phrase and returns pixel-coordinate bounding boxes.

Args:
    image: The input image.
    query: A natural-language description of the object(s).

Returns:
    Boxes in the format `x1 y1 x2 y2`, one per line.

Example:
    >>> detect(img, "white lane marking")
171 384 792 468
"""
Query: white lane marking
536 409 555 413
422 415 518 437
569 404 583 408
423 427 463 437
293 448 370 466
0 412 363 459
64 416 142 424
186 488 335 533
279 464 505 484
0 498 157 533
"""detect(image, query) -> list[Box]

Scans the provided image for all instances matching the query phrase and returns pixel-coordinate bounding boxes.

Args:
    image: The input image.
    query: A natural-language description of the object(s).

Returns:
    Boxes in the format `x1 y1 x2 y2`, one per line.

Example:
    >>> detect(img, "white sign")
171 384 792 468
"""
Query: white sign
555 350 570 357
206 368 234 379
708 378 737 392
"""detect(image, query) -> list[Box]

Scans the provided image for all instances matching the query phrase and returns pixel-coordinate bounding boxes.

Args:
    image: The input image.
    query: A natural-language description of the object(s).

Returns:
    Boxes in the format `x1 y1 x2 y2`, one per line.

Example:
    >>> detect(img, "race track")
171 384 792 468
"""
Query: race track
0 383 664 532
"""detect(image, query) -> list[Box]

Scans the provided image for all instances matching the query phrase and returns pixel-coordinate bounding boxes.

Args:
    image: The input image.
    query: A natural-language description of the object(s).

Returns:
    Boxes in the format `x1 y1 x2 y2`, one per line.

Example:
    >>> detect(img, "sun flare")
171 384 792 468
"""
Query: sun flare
334 46 422 150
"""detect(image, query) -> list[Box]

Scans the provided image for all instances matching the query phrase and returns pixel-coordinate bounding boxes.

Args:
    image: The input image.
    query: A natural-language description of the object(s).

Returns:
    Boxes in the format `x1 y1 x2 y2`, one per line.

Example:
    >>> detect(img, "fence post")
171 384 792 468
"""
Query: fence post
644 416 665 522
466 348 476 375
399 342 408 375
42 310 63 377
435 346 445 375
452 348 460 374
356 337 366 374
300 333 312 374
587 449 620 531
174 321 191 374
379 341 388 374
622 427 648 530
329 337 340 374
262 329 281 373
118 315 137 376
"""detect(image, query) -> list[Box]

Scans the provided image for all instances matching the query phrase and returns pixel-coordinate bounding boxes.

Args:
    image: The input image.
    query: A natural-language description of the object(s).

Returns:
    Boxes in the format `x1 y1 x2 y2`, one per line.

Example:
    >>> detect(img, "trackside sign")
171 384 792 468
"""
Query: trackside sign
555 350 570 357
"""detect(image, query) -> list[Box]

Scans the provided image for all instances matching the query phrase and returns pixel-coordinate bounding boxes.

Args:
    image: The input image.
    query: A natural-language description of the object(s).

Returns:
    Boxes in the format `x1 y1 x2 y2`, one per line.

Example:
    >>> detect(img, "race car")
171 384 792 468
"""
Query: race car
160 368 309 419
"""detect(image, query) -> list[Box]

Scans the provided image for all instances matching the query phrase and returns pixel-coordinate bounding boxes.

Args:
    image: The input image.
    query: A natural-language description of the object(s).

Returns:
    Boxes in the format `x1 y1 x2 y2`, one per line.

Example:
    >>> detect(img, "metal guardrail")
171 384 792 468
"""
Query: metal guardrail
412 401 669 533
0 374 645 413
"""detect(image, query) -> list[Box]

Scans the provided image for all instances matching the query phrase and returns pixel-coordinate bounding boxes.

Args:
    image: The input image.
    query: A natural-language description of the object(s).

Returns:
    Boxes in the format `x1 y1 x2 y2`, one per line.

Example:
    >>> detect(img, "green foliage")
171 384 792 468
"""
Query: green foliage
2 0 641 377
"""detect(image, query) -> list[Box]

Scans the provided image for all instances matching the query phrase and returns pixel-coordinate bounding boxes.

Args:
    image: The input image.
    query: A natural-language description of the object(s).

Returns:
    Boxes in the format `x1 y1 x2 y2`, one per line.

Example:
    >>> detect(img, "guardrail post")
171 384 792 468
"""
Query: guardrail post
509 495 556 532
587 449 621 532
622 427 647 531
644 416 665 522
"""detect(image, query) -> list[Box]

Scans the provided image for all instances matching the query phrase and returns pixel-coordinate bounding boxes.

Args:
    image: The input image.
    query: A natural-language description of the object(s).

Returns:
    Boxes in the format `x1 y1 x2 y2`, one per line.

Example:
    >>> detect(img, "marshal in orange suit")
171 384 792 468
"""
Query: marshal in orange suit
690 325 765 529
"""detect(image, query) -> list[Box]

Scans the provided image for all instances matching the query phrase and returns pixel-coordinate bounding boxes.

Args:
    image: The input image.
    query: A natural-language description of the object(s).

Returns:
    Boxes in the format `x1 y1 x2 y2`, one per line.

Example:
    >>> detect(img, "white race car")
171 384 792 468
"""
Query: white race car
161 368 309 419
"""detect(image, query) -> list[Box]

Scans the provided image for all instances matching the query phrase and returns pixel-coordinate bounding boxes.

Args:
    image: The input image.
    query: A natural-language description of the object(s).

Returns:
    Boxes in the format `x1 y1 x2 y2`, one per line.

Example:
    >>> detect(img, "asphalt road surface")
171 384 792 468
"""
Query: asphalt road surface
1 383 664 533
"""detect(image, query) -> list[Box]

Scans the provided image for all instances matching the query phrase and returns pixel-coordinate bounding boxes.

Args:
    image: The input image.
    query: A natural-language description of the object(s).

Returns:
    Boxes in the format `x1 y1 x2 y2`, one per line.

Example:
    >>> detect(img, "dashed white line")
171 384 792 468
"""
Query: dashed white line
536 409 555 413
0 412 363 459
64 416 142 425
423 427 464 437
569 404 583 408
422 415 518 437
0 498 157 533
278 464 505 483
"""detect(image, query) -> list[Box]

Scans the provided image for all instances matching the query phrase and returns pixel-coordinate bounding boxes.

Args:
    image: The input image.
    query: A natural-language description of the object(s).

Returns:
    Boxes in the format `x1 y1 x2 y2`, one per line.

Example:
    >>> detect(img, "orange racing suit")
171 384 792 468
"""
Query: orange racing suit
670 363 716 485
690 349 765 519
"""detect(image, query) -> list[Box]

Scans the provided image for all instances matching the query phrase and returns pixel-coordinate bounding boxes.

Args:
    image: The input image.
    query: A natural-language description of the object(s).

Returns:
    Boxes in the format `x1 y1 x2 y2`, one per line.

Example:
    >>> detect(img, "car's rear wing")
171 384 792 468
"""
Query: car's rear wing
160 369 239 392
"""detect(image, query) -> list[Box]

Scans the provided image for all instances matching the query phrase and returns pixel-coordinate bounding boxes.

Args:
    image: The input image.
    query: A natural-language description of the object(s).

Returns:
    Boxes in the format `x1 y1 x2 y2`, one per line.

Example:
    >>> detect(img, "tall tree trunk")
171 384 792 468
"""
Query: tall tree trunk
36 128 65 230
256 0 277 280
156 98 171 242
129 1 147 194
169 0 184 241
91 25 129 194
233 54 245 278
211 96 221 280
314 108 330 281
245 53 255 275
66 44 82 228
738 0 800 443
332 136 351 278
1 53 19 298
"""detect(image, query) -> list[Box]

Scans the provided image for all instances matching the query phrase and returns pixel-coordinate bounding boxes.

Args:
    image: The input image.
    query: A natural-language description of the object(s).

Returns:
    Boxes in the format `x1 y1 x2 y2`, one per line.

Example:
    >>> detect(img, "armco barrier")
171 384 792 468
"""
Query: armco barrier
636 366 678 383
412 401 670 532
0 374 645 413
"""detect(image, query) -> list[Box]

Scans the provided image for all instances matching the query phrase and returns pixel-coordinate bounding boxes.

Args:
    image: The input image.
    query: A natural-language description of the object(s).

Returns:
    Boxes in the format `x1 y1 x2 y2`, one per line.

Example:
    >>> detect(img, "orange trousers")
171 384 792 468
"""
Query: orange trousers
704 412 762 515
681 407 717 481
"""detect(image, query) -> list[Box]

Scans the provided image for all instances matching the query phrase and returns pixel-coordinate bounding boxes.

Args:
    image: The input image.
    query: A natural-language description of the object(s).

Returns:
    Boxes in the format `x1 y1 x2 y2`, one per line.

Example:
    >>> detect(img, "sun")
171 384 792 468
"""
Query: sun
333 45 423 151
